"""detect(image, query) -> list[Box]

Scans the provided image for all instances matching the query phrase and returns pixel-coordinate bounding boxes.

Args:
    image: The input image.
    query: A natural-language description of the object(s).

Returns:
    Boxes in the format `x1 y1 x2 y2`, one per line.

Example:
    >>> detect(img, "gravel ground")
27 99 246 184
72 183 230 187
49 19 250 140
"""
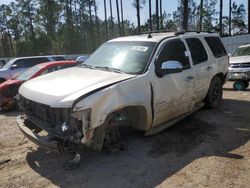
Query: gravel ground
0 82 249 188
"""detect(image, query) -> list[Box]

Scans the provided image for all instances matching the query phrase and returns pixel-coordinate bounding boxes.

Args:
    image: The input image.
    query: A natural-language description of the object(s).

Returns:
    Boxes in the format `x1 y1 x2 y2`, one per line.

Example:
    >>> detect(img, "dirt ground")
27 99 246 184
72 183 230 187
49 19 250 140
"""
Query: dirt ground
0 82 249 188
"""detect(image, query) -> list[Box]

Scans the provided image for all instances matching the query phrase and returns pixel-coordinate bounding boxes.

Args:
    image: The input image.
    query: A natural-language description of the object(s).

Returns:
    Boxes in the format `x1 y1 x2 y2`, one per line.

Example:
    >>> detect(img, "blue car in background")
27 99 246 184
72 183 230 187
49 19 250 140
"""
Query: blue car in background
0 55 67 83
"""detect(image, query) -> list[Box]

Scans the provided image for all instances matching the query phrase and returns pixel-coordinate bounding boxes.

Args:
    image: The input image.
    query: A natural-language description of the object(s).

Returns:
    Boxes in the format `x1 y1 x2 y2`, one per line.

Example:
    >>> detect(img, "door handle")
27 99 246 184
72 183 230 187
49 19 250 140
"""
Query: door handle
206 66 213 71
185 76 194 81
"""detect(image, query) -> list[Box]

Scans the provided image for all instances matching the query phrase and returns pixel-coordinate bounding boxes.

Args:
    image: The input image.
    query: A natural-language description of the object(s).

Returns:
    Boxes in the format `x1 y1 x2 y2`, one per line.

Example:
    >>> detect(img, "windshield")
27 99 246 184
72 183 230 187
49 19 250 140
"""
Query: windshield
16 65 43 81
232 46 250 57
83 41 156 74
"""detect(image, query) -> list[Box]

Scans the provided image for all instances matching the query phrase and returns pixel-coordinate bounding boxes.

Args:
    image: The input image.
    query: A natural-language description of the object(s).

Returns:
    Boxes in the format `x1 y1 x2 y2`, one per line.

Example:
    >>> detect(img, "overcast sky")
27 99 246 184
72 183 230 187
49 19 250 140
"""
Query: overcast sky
1 0 248 25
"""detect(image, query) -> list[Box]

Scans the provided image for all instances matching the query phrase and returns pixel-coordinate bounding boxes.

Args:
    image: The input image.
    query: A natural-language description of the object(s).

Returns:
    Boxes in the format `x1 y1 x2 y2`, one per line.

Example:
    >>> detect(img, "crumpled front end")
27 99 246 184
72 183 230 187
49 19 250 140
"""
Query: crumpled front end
17 95 91 152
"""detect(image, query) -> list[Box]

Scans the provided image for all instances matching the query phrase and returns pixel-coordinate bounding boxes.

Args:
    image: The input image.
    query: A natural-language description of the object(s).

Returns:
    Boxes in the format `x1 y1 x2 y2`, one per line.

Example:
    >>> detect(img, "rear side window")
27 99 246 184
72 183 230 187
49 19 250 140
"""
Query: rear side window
28 58 49 67
14 57 49 68
186 38 208 65
52 56 66 61
158 39 190 69
205 37 227 58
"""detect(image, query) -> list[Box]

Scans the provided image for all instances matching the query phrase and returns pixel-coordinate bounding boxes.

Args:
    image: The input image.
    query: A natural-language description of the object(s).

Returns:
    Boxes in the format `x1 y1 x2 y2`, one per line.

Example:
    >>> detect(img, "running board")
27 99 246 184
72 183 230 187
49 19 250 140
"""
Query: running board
145 102 204 136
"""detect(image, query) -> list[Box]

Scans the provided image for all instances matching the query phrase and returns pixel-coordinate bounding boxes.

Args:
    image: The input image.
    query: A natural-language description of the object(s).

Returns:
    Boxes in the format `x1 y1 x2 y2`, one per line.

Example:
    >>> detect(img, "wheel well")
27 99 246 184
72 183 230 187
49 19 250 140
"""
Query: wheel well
214 72 225 84
108 106 148 131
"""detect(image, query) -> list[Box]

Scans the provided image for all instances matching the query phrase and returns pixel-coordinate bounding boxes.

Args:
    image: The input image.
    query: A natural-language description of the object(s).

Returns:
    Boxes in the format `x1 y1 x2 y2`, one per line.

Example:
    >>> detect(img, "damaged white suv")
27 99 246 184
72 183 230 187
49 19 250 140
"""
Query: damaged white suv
17 32 228 152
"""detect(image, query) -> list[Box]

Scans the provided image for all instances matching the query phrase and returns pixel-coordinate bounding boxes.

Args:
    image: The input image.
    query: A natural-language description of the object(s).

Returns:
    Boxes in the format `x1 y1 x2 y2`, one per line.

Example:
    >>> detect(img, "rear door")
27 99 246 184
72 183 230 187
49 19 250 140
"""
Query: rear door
184 37 211 102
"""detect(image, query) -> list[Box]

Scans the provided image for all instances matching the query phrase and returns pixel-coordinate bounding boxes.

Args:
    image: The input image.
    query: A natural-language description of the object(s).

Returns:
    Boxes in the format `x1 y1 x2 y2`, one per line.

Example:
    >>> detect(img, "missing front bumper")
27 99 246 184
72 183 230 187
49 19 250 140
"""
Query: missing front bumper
16 115 62 152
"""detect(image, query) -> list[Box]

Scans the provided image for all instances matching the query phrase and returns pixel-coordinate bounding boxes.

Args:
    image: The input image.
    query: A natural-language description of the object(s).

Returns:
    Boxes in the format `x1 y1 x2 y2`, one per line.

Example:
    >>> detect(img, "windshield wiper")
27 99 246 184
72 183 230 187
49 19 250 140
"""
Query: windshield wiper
94 66 125 74
79 63 95 69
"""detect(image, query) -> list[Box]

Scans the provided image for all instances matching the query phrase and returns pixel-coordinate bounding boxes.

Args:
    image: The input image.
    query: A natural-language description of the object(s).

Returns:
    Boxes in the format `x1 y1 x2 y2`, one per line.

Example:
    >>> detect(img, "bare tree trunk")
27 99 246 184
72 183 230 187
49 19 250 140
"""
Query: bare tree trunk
116 0 121 36
156 0 159 30
136 0 141 33
110 0 114 31
149 0 152 31
248 0 250 34
219 0 223 36
120 0 125 35
88 1 94 51
7 29 14 56
160 0 163 29
199 0 203 30
94 0 99 33
229 0 232 36
183 0 188 31
104 0 108 39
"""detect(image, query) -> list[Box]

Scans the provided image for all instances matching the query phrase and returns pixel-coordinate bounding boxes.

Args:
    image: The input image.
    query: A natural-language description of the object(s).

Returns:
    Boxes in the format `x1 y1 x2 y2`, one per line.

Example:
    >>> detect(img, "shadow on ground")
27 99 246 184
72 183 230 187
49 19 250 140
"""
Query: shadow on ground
0 110 22 117
26 99 250 188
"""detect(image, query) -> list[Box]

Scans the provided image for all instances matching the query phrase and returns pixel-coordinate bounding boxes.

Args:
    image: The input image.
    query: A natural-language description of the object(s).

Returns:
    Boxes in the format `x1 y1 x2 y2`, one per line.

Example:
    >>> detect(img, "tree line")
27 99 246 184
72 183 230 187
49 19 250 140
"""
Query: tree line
0 0 249 58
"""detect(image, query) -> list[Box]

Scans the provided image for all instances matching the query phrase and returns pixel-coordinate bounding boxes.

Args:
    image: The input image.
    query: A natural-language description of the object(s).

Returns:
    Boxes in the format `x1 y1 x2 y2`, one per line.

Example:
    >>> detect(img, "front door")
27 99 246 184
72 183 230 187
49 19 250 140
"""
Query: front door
152 38 196 126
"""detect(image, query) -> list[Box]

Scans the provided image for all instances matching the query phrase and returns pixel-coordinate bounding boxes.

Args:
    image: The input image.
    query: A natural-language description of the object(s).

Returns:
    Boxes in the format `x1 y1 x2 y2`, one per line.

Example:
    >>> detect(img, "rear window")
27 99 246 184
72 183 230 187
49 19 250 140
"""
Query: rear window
186 38 208 65
204 37 227 58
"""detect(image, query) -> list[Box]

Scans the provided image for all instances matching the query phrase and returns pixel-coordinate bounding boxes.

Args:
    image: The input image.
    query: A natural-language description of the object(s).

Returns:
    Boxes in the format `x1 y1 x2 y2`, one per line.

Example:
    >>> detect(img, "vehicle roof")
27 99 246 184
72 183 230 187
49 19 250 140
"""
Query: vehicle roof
12 55 66 61
108 32 219 43
37 60 76 68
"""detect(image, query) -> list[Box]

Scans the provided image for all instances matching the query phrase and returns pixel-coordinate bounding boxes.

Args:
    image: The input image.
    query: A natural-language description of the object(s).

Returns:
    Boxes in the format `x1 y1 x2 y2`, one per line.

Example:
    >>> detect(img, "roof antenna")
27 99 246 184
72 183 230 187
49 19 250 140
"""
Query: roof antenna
148 29 152 38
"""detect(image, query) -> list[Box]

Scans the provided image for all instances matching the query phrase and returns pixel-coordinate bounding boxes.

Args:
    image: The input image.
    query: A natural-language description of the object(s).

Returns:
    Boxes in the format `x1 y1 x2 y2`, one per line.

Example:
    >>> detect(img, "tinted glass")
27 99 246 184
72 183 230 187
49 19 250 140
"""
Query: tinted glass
13 57 49 68
28 58 49 67
186 38 208 65
157 39 190 69
205 37 227 58
52 56 66 61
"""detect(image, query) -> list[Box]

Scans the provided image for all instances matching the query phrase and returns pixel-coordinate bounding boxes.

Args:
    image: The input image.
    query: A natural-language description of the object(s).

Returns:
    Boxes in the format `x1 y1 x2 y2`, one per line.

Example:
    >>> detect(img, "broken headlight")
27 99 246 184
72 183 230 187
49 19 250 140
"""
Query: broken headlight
71 108 91 130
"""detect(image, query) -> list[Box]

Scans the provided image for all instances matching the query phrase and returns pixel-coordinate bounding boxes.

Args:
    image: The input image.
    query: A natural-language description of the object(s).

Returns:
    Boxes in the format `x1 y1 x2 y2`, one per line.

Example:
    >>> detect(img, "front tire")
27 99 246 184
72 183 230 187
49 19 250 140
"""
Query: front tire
205 76 223 109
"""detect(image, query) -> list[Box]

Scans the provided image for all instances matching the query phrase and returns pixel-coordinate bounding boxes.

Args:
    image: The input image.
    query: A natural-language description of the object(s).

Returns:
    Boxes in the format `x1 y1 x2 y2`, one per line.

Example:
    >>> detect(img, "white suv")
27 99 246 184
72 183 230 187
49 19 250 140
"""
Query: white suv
17 32 228 152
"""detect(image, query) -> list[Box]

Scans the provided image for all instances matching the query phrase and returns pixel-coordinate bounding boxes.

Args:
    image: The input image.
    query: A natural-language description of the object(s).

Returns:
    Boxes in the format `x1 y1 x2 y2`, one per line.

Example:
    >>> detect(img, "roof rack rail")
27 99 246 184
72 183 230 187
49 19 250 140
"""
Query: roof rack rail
175 30 214 35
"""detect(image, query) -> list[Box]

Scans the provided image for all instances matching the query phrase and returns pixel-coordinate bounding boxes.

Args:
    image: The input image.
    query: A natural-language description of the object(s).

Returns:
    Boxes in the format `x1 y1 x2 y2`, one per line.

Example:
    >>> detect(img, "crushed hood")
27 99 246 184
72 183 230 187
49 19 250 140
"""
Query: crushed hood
230 56 250 64
19 67 135 108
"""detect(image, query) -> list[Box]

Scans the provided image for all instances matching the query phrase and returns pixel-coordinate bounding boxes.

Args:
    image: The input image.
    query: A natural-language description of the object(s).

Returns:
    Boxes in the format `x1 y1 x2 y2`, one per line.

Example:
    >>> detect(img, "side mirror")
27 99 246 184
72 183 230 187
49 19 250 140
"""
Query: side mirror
160 61 183 75
11 64 18 69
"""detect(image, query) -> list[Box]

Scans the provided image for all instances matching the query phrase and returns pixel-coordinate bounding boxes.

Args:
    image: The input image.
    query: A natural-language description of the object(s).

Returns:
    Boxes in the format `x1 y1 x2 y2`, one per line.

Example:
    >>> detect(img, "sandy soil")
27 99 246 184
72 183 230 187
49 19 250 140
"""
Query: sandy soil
0 82 249 188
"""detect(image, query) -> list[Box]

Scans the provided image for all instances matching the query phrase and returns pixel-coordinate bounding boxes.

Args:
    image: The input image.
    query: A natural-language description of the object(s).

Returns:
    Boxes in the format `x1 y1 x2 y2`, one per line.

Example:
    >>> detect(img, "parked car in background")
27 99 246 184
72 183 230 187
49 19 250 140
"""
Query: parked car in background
76 55 89 64
0 55 67 84
228 44 250 90
0 60 76 111
17 31 228 155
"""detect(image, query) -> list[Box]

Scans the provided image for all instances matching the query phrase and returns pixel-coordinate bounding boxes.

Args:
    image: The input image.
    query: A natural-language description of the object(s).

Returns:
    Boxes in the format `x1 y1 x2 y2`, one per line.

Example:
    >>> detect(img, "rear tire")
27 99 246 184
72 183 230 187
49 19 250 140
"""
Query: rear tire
233 81 248 91
205 76 223 109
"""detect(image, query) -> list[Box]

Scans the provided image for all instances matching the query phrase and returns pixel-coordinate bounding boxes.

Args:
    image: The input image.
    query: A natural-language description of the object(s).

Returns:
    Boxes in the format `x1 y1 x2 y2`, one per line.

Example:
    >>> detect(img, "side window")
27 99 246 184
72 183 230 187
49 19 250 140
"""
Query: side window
28 57 49 67
204 37 227 58
157 39 190 69
186 38 208 65
13 59 27 68
52 56 66 61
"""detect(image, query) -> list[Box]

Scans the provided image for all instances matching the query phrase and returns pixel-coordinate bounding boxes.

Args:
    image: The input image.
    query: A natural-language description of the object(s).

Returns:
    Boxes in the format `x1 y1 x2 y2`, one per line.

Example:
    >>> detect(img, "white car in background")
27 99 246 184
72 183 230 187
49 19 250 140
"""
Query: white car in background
228 44 250 90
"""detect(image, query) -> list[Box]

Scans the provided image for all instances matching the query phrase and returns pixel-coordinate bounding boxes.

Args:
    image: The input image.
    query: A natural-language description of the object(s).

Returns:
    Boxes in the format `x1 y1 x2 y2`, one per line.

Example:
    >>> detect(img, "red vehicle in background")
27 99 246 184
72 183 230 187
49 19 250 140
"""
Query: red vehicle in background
0 61 76 111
